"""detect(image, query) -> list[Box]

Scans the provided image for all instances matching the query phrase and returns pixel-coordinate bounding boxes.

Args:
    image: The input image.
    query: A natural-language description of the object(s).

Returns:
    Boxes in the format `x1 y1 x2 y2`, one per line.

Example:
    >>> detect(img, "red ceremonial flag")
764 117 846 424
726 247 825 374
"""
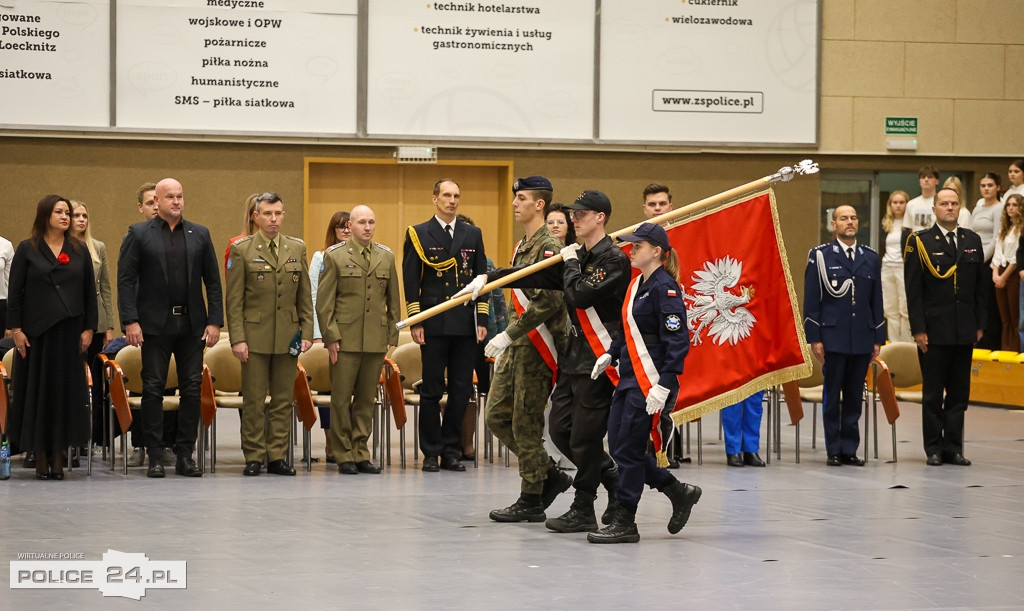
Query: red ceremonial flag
664 190 810 424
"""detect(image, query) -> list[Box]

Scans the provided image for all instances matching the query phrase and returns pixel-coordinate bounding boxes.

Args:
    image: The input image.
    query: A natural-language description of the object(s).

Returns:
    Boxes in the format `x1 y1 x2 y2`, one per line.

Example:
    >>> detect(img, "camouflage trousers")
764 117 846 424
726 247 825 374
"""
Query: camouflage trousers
485 345 554 494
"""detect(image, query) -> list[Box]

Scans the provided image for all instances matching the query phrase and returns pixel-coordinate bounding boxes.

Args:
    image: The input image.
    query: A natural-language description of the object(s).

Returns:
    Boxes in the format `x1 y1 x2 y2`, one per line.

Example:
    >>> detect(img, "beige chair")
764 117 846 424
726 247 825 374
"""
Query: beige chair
797 355 824 449
298 343 332 469
389 343 424 461
0 349 13 437
879 342 923 402
386 329 415 359
201 341 242 473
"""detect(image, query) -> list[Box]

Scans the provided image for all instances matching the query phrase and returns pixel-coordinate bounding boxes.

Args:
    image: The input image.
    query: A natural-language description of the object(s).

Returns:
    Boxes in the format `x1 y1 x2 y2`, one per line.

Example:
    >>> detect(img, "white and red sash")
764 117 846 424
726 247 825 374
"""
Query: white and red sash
622 275 670 463
621 276 661 396
510 240 559 380
577 306 619 385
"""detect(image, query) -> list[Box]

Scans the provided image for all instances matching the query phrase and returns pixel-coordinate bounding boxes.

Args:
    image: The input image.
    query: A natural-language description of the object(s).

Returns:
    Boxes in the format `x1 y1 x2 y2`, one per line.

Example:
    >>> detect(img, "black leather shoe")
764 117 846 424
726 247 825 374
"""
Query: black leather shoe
944 453 971 466
840 454 865 466
338 461 358 475
267 459 296 476
421 456 439 472
726 453 744 467
743 452 766 467
663 481 701 534
540 466 573 509
147 461 166 478
545 492 599 533
356 460 381 474
243 461 261 476
461 453 476 461
175 456 203 477
826 455 842 467
489 494 546 523
440 456 466 471
926 454 943 466
23 452 36 469
587 504 640 544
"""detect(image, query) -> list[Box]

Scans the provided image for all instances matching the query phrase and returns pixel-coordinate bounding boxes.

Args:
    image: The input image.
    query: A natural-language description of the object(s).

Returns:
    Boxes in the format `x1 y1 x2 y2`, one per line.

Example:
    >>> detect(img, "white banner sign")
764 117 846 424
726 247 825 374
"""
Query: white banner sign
115 0 357 134
599 0 818 145
0 0 110 128
367 0 595 140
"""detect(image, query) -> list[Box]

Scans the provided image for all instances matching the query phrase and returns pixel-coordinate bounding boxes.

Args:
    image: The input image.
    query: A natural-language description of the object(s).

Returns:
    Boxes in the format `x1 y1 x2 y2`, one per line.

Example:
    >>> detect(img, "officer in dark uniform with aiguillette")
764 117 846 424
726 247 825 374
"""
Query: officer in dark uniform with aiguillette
803 204 885 467
226 192 314 477
904 187 985 466
402 178 489 473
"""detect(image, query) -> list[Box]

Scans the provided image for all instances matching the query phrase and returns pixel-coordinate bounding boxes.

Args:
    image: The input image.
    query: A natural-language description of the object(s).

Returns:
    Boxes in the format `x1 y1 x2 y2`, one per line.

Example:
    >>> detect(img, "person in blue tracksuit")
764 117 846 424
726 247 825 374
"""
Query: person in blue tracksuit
587 222 701 544
722 390 766 467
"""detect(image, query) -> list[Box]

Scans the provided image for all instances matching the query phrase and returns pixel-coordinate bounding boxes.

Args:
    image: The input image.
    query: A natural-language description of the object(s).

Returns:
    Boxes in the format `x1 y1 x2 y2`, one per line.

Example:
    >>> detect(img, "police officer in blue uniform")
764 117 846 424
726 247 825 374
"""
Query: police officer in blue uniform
587 223 701 544
402 178 489 472
803 204 885 467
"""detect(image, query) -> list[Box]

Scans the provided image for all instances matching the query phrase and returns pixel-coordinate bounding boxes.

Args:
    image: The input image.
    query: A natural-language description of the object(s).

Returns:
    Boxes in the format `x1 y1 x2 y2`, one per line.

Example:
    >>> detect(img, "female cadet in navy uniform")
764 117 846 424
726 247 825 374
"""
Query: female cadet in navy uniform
587 223 701 544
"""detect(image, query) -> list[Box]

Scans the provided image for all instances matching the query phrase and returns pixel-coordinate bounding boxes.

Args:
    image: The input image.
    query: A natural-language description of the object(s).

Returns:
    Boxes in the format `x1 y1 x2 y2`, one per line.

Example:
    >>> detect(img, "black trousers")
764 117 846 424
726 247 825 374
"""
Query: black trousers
548 373 615 496
822 351 871 457
140 317 203 459
418 334 476 460
918 344 972 457
86 333 106 444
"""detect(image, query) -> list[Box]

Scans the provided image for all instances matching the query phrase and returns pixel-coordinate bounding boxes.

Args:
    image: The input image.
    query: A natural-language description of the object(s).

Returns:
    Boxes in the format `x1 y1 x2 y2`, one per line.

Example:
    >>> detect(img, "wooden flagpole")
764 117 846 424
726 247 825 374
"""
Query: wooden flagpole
396 160 819 330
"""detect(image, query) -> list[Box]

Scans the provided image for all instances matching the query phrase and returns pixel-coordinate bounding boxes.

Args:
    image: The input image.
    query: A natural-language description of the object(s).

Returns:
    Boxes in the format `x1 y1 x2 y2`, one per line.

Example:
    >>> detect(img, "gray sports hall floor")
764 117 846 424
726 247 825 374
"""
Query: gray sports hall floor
2 400 1022 609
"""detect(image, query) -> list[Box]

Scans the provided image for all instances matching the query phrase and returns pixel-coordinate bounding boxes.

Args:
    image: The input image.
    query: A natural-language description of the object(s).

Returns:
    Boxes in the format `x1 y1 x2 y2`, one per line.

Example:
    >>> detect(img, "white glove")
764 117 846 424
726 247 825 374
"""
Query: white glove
560 243 581 261
484 331 512 359
454 274 488 300
645 384 671 415
590 353 612 380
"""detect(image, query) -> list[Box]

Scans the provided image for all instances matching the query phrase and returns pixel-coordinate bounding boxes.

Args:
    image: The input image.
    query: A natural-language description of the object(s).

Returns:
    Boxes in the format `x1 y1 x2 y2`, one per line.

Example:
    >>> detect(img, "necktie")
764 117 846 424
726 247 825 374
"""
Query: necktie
362 246 371 266
268 239 278 264
947 232 956 251
446 224 454 238
846 247 853 261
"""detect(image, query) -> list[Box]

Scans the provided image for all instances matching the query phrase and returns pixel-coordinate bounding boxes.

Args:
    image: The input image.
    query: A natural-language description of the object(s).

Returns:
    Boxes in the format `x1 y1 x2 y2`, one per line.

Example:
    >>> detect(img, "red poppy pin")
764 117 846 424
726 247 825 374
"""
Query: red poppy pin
58 253 70 264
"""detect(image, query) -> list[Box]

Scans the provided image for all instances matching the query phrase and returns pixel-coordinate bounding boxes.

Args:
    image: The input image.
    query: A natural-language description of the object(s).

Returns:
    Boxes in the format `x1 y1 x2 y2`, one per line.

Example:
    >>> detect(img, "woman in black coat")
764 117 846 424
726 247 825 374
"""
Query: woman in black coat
7 195 97 480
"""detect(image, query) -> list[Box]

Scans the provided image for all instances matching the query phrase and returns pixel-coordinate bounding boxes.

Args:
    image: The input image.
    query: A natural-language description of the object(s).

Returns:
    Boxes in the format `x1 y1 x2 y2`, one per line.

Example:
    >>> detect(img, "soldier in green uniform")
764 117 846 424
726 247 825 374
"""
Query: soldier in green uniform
484 176 569 522
226 192 314 477
317 205 401 475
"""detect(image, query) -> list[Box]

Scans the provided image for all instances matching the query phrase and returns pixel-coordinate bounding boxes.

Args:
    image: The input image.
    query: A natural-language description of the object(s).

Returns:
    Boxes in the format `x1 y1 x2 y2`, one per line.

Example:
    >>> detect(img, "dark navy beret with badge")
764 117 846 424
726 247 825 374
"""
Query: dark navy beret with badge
512 176 553 193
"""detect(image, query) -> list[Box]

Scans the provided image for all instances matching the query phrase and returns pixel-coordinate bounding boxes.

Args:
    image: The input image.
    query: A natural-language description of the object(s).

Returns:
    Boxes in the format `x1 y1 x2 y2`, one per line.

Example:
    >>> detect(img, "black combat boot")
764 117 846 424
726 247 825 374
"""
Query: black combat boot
587 502 639 544
662 480 702 534
540 464 573 509
545 490 599 533
489 493 546 523
599 461 620 524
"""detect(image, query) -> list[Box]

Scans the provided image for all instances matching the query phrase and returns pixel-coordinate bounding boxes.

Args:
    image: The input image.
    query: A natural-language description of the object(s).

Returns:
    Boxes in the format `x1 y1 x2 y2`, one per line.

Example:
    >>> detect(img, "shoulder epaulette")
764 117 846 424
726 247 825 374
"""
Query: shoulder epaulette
235 234 256 245
860 244 877 254
326 241 347 253
375 242 392 254
282 235 305 246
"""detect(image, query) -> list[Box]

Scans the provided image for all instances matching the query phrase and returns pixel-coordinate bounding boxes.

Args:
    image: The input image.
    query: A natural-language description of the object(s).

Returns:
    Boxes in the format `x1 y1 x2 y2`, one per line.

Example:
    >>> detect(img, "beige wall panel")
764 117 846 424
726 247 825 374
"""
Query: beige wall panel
905 43 1005 99
952 100 1024 155
1005 45 1024 99
956 0 1024 44
821 41 904 97
852 97 955 153
822 0 856 40
820 96 855 152
854 0 955 42
306 163 400 254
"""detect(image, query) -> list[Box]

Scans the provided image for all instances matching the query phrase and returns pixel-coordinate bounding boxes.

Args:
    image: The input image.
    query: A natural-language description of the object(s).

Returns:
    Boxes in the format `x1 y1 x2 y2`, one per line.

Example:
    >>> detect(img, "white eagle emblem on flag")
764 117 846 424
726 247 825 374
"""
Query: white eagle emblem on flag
684 255 756 346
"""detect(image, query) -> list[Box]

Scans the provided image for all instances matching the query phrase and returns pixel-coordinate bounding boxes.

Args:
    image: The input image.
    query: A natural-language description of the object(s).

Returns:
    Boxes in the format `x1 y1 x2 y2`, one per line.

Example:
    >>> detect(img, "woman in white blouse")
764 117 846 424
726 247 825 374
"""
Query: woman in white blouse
973 173 1004 350
880 190 912 341
308 210 350 463
992 193 1022 351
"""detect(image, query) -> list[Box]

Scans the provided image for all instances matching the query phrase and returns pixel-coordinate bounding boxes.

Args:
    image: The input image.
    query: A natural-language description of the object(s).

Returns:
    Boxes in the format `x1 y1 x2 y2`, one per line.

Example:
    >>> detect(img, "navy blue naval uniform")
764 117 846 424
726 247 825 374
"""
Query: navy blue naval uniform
606 266 689 509
402 217 489 462
803 239 885 459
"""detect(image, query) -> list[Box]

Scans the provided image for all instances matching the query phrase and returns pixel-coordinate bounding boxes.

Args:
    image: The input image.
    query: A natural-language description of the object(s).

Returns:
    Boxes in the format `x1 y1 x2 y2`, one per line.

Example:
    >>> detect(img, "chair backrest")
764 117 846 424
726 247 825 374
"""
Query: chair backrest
298 343 331 393
114 345 178 393
389 343 422 392
204 341 241 394
878 341 922 388
2 348 13 375
797 351 823 387
293 363 318 431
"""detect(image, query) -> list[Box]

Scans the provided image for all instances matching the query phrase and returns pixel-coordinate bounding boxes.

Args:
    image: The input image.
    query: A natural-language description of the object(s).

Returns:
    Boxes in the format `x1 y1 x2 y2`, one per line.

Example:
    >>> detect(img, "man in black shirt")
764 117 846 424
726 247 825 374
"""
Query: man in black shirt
118 178 223 478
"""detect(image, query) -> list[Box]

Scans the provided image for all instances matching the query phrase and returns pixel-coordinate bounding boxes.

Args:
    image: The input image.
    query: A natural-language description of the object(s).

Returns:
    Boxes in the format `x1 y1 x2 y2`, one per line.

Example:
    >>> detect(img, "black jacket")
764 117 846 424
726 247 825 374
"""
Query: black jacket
904 225 985 345
489 235 631 375
7 239 97 337
117 216 224 336
402 218 489 337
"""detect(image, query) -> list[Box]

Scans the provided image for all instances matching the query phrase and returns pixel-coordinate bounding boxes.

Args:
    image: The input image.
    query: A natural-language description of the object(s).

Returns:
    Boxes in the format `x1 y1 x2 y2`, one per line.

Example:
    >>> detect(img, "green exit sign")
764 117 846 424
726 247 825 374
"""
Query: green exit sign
886 117 917 135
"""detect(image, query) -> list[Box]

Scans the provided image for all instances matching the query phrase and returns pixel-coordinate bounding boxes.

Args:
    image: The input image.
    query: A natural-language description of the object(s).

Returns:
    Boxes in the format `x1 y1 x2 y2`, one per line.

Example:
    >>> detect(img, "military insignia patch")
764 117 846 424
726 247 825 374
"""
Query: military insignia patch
666 289 677 297
226 258 233 270
665 314 682 331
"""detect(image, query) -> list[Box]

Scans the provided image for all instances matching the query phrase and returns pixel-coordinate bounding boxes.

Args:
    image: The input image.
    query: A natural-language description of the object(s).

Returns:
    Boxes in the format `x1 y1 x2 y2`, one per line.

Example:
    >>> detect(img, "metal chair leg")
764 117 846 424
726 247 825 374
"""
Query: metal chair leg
697 419 702 465
765 391 773 465
812 402 817 449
